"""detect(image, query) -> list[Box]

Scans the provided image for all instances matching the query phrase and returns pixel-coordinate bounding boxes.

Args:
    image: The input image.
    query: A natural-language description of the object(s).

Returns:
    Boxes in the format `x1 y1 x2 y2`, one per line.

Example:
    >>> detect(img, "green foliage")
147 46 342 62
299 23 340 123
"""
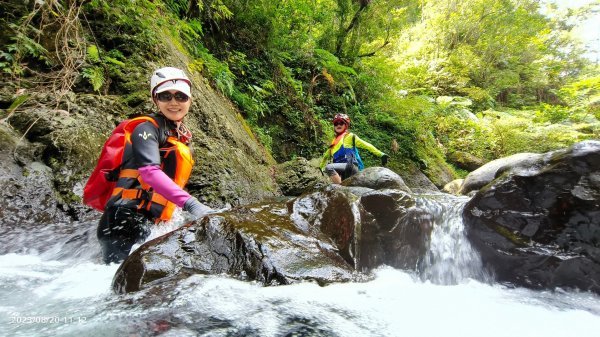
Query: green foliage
436 114 494 161
205 59 235 96
3 0 598 185
231 88 268 121
533 103 570 123
83 0 161 57
87 45 101 63
362 94 439 166
163 0 193 17
458 86 495 110
481 109 594 157
394 0 591 108
560 72 600 120
0 23 51 75
80 44 129 93
314 49 357 77
252 126 274 152
189 50 236 96
82 66 105 92
208 0 234 20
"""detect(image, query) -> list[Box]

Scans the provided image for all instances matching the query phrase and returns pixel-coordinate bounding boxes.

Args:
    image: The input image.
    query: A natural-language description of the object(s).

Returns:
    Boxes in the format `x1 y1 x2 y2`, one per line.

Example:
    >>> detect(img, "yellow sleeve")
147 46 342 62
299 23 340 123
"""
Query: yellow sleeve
319 147 332 170
351 134 384 157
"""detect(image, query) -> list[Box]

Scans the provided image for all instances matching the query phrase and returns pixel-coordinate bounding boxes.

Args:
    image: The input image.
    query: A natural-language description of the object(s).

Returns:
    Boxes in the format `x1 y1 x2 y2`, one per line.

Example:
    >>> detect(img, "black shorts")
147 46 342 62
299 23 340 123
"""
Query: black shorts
97 206 152 264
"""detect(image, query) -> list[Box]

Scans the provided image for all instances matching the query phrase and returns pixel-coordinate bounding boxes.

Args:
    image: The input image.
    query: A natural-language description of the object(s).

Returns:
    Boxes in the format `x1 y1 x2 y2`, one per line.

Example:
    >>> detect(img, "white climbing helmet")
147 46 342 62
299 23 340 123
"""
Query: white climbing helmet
150 67 192 97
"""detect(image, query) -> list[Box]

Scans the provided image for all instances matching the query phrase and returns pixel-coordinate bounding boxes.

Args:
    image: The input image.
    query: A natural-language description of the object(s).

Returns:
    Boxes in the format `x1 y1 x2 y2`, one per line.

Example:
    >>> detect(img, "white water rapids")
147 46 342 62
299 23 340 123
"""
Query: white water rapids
1 194 599 337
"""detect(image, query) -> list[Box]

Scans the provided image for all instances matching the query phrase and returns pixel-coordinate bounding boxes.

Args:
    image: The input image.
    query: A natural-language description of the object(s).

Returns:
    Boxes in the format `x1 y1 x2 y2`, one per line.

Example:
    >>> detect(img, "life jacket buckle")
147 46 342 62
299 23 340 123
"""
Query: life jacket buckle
102 168 120 182
139 189 152 201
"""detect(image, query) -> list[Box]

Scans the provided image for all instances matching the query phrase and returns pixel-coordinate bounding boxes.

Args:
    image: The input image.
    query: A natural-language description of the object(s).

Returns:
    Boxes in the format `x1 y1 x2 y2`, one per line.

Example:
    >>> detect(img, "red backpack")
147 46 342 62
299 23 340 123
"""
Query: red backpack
83 116 158 211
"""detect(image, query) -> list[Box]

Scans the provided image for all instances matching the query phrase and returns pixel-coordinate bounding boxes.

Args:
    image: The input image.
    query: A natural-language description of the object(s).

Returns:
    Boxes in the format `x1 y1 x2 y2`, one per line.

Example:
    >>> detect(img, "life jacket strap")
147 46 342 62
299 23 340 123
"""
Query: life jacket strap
118 168 153 190
111 187 169 206
119 169 140 179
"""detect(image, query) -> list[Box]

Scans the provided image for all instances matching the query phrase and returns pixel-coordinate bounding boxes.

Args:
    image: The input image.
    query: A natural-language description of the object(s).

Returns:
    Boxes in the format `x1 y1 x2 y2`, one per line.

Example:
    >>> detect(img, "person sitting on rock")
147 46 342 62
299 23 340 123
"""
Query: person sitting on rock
319 113 388 184
97 66 212 264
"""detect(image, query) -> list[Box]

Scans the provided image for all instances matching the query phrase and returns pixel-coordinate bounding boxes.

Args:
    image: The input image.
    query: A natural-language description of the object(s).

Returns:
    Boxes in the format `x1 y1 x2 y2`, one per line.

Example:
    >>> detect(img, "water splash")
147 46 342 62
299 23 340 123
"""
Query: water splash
130 206 225 252
1 199 599 336
417 193 491 285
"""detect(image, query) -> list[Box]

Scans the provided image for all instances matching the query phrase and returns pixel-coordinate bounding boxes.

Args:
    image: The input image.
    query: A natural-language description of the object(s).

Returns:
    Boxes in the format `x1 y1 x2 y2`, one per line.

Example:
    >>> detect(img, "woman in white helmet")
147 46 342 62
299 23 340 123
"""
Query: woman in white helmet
96 66 211 264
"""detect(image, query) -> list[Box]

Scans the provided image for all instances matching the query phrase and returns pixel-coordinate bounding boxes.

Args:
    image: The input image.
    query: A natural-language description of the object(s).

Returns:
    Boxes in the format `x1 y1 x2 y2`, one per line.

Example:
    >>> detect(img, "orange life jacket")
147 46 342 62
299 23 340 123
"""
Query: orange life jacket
328 131 348 157
109 117 194 222
84 116 158 211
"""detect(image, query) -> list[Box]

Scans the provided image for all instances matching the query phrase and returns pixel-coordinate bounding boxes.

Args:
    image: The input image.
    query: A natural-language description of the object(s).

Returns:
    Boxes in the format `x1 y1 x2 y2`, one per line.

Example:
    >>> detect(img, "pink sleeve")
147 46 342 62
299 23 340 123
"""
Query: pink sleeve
138 165 191 208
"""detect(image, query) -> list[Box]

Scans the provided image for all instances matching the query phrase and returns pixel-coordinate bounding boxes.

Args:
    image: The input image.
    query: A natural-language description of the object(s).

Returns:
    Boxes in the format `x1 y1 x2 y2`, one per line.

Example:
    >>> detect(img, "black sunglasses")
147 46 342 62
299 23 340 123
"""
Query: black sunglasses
334 122 346 126
156 91 190 103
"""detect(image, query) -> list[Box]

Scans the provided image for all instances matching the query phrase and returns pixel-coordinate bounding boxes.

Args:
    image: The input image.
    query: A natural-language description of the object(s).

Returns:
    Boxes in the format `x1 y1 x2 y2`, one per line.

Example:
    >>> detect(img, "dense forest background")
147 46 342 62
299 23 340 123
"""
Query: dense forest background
1 0 599 186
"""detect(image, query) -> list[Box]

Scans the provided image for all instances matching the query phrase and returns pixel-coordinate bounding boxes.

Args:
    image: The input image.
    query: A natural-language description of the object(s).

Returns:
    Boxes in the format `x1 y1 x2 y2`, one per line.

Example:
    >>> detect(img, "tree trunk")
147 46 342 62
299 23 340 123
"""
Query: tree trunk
335 0 370 57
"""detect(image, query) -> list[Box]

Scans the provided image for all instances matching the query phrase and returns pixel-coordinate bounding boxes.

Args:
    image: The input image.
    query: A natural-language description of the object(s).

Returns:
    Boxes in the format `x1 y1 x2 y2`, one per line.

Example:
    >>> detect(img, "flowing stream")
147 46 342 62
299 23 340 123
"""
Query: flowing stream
1 194 599 337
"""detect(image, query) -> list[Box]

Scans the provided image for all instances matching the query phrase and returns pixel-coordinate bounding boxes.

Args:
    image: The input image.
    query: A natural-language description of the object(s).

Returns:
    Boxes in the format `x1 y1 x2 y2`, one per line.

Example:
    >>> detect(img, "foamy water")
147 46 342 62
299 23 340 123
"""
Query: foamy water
1 254 598 337
2 197 599 336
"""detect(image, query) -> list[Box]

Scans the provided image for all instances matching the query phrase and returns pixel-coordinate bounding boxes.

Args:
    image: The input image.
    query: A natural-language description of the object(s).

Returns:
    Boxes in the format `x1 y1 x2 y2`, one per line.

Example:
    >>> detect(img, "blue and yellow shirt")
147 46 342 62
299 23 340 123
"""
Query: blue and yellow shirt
319 132 384 170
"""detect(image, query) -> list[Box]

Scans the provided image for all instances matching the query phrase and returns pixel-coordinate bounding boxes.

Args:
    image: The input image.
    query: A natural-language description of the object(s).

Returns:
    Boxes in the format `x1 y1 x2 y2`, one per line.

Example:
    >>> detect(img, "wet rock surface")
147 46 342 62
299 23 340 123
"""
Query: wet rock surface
0 123 90 254
397 163 440 193
459 152 543 195
274 157 328 196
113 169 433 293
447 151 486 172
343 167 412 192
463 141 600 293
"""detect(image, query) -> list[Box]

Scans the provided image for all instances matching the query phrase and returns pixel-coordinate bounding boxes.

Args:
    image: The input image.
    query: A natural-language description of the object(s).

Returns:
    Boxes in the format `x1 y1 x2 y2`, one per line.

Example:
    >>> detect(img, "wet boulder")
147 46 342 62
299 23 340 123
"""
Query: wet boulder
291 185 431 271
0 124 78 254
459 152 542 195
274 157 328 196
357 190 433 270
114 171 434 293
343 167 412 193
442 179 463 195
113 201 358 294
447 151 486 172
463 141 600 294
397 163 440 193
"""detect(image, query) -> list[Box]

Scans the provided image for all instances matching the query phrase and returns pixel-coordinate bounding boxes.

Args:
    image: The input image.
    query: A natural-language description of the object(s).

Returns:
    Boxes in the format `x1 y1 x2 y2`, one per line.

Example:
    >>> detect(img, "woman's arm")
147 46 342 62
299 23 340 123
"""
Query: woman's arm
319 147 332 170
352 134 384 157
131 122 193 207
138 165 191 207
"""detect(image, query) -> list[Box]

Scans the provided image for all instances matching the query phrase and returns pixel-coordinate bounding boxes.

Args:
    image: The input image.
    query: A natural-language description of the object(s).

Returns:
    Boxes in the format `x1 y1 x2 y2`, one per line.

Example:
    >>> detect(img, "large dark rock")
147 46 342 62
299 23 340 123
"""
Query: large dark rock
113 171 433 293
459 152 542 195
274 157 328 196
0 123 77 252
357 190 433 270
113 202 359 294
292 185 431 271
343 167 412 193
393 163 440 193
463 141 600 293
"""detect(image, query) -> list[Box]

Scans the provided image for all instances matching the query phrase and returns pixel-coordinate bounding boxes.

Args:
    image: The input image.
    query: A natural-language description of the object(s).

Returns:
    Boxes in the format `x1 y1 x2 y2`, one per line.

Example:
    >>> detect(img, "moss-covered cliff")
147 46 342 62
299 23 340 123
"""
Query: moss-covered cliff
0 1 280 220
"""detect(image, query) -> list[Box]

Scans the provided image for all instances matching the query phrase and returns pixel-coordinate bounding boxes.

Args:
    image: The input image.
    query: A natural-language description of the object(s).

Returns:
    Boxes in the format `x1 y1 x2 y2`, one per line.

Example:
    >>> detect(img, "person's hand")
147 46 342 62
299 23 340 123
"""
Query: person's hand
381 154 388 166
183 197 213 221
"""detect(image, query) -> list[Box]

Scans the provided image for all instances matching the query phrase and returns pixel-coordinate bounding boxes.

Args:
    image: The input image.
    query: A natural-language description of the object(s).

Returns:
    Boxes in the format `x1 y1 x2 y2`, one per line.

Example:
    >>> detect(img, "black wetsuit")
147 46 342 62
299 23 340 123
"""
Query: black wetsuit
97 114 178 264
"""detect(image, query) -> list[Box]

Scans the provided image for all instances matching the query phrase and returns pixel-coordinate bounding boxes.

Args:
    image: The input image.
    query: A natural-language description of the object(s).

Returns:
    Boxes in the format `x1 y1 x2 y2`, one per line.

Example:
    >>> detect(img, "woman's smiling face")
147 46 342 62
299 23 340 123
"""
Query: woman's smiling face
334 121 347 134
154 90 192 122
